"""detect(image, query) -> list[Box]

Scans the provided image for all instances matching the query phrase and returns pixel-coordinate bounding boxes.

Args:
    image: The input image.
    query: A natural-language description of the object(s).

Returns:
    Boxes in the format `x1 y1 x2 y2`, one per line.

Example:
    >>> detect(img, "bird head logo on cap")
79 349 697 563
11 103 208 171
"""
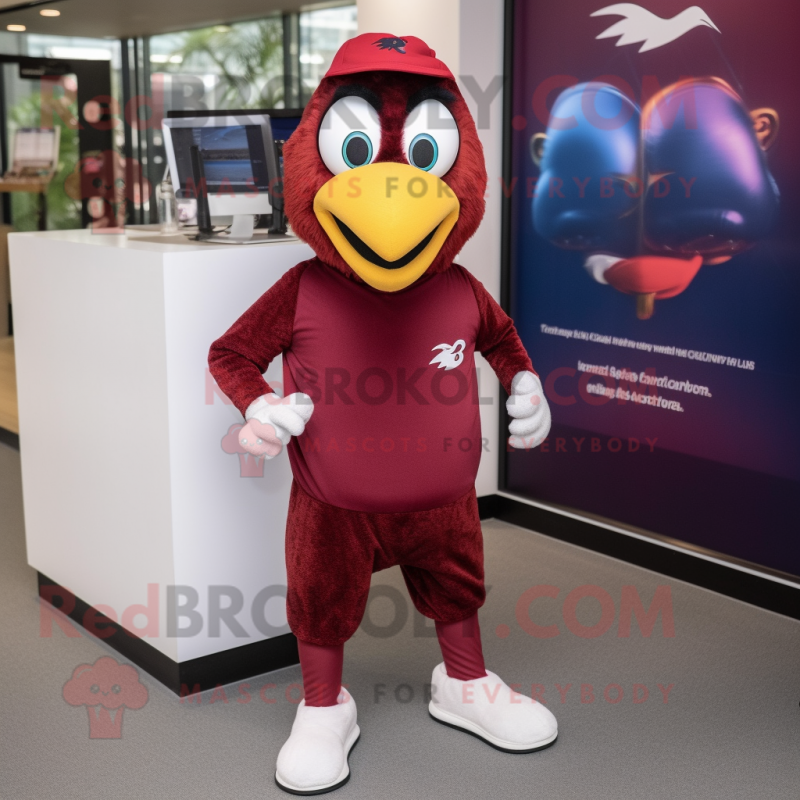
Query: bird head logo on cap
324 32 454 80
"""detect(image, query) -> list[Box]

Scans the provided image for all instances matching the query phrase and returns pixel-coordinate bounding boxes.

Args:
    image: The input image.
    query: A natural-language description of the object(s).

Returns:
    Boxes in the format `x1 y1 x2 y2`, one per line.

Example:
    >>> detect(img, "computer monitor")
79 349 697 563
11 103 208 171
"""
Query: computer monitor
165 107 303 144
263 109 303 148
162 113 280 241
266 111 302 189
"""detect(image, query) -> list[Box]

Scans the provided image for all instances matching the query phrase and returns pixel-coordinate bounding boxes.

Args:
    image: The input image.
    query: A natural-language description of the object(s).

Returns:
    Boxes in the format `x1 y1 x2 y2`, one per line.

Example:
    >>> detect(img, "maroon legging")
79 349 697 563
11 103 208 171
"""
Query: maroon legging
297 639 345 707
435 613 488 682
299 612 487 707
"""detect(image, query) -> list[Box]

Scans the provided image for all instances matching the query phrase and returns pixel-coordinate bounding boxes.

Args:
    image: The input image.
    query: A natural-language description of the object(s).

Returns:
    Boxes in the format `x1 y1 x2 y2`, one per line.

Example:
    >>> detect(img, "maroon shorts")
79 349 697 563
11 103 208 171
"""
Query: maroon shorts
285 481 486 646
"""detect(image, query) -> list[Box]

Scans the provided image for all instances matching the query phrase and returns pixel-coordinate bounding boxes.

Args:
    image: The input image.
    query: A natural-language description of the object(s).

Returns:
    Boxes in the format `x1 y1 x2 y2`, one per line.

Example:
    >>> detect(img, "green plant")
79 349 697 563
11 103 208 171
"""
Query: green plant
165 19 284 109
9 84 81 231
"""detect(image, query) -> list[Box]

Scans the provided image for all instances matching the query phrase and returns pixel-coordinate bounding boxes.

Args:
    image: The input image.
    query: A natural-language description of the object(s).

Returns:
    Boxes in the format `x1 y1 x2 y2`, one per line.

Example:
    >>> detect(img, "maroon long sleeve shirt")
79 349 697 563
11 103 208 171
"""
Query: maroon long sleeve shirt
209 258 533 513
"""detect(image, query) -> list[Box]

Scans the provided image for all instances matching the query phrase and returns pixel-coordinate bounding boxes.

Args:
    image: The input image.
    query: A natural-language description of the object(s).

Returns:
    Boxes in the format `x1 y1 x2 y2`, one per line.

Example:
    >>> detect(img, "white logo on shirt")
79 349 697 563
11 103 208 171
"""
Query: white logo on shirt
430 339 466 371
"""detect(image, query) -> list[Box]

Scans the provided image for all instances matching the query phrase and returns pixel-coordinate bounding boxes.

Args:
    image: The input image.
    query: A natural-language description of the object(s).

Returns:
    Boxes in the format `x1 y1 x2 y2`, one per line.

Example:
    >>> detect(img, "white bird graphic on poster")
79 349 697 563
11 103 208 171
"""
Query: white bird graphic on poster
591 4 721 52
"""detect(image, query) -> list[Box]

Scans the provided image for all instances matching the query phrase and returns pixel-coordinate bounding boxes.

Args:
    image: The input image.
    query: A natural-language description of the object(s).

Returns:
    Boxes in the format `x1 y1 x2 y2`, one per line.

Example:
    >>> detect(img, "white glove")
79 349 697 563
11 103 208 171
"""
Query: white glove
506 371 551 450
238 392 314 460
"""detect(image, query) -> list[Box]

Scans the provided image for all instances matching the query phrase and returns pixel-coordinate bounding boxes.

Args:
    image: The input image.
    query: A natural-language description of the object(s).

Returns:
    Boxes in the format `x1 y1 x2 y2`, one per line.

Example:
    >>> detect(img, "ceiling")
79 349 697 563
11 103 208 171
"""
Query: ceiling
0 0 315 39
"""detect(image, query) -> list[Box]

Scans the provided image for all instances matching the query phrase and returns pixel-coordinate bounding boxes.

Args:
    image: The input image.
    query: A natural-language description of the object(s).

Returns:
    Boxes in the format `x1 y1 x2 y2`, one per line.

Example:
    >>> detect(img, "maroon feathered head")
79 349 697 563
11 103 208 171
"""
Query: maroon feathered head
283 33 487 292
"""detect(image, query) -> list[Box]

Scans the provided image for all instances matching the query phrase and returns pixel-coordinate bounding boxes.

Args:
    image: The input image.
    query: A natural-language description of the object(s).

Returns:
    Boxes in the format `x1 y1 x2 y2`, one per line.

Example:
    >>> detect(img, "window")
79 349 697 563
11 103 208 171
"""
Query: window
0 33 122 231
0 4 357 228
139 5 356 221
149 17 285 115
299 4 358 104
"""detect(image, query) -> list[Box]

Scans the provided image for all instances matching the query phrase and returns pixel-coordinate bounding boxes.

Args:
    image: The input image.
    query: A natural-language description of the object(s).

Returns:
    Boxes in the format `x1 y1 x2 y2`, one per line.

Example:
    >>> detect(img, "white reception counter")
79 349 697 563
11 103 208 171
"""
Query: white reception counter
10 228 314 692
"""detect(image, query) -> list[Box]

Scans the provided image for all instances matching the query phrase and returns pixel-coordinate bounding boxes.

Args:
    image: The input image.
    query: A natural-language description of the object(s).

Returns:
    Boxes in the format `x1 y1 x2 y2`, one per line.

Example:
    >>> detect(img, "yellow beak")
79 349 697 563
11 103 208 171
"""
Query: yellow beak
313 162 460 292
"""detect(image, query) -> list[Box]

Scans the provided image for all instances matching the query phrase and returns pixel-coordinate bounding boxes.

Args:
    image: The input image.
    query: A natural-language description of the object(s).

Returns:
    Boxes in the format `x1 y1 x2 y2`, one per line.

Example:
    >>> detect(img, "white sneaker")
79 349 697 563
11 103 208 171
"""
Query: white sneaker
429 663 558 753
275 688 360 795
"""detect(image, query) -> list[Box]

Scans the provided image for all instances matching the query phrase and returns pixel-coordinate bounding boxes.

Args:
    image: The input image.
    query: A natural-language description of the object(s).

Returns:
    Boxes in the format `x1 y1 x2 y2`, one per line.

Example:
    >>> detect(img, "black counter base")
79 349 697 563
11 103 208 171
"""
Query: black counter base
488 494 800 621
37 495 799 694
37 572 299 695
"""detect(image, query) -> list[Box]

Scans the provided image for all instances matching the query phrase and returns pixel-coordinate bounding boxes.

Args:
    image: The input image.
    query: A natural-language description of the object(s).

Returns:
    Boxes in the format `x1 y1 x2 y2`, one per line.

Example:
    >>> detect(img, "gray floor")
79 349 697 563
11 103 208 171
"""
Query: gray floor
1 440 798 800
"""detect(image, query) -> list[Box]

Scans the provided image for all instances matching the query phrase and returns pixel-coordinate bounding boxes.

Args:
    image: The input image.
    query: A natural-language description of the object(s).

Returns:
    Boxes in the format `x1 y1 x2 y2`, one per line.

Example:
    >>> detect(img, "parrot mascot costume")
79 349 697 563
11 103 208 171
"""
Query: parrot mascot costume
209 33 556 795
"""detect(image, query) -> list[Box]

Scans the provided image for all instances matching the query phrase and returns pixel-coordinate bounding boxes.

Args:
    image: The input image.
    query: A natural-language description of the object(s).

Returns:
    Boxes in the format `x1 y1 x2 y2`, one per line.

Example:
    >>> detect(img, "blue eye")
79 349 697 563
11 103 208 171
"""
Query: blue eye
342 131 373 168
409 133 438 171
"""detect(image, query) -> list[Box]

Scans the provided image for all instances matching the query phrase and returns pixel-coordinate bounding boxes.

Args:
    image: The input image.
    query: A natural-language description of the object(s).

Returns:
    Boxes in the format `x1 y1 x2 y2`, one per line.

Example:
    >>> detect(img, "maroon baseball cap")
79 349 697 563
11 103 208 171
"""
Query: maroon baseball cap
324 33 454 80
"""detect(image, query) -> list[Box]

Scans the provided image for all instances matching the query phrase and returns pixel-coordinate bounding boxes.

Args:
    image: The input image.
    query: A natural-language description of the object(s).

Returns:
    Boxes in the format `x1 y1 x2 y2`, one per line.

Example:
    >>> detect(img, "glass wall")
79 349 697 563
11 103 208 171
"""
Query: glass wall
0 33 121 230
299 4 358 104
145 16 287 210
148 16 285 116
139 3 356 221
0 2 355 229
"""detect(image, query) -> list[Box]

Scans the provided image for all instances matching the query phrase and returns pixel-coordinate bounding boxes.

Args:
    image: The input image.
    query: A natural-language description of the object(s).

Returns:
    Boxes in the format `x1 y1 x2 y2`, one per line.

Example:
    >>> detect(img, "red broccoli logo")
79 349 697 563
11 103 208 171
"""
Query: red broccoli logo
221 423 266 477
62 656 148 738
64 149 151 233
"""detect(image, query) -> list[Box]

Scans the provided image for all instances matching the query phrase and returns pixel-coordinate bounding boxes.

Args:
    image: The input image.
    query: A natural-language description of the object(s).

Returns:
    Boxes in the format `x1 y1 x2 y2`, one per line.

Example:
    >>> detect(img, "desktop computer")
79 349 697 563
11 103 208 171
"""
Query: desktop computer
162 111 297 244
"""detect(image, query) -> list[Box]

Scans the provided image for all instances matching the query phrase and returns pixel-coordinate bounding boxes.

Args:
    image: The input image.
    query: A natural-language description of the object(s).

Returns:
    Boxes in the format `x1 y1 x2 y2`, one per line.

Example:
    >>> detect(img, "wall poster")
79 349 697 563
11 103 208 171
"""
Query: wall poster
503 0 799 577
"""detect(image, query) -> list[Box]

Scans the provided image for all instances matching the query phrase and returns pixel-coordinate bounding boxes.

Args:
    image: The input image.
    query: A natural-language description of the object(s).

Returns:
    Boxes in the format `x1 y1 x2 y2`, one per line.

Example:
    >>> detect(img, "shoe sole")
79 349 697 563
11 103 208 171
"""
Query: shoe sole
428 703 558 754
274 726 360 796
